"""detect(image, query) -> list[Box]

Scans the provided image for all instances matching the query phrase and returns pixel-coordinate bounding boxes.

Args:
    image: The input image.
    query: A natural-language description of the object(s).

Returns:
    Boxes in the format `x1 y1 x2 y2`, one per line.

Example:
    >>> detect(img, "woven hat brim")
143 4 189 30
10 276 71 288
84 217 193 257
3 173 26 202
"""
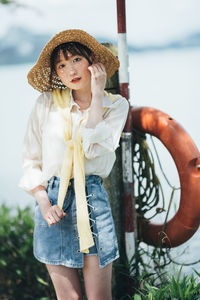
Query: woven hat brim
27 29 120 93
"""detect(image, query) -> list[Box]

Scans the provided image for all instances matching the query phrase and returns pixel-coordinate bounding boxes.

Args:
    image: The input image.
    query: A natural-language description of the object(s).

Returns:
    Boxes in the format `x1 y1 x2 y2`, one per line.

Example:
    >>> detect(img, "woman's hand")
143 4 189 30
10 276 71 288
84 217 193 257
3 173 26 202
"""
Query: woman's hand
32 185 66 226
88 63 107 97
42 205 66 226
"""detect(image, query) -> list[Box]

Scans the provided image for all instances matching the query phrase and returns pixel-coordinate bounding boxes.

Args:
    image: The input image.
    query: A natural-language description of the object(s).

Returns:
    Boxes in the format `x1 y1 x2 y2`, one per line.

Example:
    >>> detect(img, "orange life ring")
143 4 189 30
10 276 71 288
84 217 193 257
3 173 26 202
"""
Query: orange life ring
132 106 200 247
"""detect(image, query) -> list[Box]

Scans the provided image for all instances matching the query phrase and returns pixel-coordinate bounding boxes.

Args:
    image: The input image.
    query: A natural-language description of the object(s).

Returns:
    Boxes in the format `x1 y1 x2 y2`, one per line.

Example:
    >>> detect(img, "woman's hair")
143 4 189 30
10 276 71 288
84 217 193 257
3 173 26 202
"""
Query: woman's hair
50 42 93 73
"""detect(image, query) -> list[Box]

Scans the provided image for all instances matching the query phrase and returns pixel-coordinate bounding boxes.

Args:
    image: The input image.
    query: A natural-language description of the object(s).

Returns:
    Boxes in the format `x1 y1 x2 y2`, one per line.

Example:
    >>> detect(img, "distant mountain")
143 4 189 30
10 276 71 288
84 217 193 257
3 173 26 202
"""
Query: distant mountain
0 27 51 65
0 27 200 65
127 32 200 53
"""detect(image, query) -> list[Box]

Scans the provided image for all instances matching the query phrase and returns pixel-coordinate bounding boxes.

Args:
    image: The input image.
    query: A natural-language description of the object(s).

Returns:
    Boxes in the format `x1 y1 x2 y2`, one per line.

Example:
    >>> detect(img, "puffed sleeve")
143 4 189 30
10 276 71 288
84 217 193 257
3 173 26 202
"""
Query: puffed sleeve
19 93 49 194
80 96 129 159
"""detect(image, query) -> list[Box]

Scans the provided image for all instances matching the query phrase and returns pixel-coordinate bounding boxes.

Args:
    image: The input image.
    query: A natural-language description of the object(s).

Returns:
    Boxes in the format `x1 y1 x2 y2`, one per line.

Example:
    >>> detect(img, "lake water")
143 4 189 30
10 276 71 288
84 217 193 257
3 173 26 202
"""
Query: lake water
0 48 200 274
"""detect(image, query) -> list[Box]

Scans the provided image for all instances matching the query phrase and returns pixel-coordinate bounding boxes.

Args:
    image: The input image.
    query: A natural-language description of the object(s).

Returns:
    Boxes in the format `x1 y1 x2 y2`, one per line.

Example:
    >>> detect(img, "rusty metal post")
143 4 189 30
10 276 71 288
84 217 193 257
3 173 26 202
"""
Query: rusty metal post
103 43 132 299
116 0 135 263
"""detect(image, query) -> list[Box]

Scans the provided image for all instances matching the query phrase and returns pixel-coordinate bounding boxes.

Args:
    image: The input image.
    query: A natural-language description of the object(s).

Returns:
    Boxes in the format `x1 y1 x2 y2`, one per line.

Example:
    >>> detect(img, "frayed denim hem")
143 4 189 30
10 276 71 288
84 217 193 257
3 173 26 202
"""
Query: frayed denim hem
34 252 120 269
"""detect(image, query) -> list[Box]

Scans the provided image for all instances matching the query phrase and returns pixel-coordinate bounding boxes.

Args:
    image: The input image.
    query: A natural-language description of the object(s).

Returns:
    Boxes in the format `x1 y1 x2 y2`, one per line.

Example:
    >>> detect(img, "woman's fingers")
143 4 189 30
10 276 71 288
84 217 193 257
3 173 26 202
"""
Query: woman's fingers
88 63 106 75
45 205 66 226
88 62 107 93
98 63 106 72
47 215 56 226
88 65 95 77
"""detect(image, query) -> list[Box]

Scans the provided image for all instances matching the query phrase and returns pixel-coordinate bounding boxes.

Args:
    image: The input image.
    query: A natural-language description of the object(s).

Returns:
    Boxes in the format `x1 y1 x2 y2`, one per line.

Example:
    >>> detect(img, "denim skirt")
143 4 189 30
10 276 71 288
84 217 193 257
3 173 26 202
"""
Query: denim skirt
33 175 119 269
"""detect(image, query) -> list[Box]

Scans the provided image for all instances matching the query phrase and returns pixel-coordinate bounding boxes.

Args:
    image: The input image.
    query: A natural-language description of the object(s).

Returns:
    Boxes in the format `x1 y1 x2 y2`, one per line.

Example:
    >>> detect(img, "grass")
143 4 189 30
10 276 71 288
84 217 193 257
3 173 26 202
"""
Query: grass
132 267 200 300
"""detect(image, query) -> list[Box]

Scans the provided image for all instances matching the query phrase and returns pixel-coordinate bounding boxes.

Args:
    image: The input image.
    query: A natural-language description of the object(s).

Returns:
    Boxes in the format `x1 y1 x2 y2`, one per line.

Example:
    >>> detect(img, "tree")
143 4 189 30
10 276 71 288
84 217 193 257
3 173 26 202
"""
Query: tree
0 0 19 6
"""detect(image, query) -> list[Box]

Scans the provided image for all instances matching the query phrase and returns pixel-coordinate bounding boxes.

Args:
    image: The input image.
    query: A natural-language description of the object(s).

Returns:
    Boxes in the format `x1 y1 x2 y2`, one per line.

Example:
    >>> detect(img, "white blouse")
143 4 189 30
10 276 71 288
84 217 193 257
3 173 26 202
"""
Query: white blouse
19 91 129 194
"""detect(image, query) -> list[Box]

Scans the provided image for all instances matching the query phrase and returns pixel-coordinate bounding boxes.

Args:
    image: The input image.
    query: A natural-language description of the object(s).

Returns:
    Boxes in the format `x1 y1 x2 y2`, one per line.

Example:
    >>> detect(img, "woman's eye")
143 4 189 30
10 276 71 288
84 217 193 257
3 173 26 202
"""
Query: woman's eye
73 57 81 63
58 64 65 69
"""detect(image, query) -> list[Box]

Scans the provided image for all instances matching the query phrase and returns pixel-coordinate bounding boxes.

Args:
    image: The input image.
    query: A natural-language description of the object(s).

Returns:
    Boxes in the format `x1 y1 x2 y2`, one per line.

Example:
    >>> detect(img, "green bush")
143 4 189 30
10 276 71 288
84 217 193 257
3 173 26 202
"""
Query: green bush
133 268 200 300
0 204 56 300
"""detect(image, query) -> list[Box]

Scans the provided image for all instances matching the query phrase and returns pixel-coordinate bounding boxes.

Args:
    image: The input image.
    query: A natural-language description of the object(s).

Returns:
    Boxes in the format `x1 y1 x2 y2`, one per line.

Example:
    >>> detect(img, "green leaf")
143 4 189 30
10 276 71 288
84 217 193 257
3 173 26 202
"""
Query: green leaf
134 294 142 300
147 292 153 300
193 269 200 278
36 276 49 286
16 269 22 276
0 258 7 266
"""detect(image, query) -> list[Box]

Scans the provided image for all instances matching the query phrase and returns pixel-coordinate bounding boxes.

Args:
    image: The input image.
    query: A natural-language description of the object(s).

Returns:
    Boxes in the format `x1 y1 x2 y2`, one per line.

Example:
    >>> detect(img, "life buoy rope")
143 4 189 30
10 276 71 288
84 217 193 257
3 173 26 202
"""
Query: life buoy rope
132 106 200 247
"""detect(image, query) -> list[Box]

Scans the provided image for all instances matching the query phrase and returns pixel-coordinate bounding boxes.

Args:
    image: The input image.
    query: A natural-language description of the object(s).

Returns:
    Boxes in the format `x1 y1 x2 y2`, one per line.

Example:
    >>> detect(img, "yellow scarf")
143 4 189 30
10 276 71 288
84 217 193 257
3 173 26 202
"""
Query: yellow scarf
52 88 120 253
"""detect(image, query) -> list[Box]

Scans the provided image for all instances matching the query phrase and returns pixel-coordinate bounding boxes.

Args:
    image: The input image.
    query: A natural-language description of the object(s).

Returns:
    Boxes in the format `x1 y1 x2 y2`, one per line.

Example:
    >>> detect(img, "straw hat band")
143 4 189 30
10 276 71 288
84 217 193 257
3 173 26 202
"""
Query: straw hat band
27 29 120 93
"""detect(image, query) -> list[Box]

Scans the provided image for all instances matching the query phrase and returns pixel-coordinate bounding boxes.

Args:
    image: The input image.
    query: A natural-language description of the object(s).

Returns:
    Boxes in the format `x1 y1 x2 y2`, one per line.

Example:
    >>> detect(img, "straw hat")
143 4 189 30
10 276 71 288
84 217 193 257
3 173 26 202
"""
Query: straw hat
27 29 120 93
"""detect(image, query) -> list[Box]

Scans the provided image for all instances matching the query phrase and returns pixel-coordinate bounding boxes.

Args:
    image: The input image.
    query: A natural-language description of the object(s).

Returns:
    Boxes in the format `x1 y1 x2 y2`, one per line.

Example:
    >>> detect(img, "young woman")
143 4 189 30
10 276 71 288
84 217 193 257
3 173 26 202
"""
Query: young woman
19 29 129 300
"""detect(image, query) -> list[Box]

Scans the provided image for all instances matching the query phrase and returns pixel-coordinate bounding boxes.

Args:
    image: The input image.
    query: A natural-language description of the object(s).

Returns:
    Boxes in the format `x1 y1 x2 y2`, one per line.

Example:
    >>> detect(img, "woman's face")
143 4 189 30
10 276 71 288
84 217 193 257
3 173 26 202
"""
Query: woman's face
55 50 91 92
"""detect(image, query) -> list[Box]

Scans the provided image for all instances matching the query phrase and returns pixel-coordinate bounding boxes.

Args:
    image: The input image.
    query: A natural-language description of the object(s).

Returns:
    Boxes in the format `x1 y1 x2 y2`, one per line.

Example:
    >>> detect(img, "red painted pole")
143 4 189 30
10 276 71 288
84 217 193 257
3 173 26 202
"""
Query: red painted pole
116 0 135 264
116 0 132 132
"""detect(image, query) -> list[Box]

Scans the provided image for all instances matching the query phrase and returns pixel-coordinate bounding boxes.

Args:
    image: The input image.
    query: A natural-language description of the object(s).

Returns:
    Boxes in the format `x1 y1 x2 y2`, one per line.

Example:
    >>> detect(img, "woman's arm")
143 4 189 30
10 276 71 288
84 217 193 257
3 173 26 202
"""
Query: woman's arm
86 63 106 128
19 94 48 192
19 93 66 225
80 96 129 159
80 63 129 159
32 185 66 226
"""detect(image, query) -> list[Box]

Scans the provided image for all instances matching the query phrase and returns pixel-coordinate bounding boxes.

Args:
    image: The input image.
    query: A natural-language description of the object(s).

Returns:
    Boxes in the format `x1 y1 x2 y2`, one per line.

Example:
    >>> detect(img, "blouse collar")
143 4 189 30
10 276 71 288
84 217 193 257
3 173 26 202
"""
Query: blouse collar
69 89 113 111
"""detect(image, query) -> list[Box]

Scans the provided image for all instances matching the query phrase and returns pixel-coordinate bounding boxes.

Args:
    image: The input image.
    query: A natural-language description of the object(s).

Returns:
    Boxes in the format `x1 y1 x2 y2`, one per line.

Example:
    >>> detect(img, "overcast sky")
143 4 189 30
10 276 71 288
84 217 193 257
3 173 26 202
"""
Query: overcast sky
1 0 200 45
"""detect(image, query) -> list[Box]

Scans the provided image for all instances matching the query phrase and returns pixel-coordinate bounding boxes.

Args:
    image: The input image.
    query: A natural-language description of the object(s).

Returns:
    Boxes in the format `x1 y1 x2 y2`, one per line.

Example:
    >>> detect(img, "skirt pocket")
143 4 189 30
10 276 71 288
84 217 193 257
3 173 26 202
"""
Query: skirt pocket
34 221 62 261
34 203 48 227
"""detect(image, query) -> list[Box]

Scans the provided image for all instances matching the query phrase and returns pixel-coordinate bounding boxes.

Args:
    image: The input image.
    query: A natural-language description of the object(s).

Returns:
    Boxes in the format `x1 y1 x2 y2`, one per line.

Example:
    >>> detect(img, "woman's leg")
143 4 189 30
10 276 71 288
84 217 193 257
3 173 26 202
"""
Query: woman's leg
82 255 112 300
46 264 83 300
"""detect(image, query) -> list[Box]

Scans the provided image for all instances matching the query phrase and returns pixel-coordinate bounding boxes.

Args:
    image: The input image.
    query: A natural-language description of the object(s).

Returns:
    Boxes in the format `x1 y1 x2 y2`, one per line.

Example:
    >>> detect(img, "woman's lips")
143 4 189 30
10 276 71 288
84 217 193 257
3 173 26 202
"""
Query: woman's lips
71 77 81 83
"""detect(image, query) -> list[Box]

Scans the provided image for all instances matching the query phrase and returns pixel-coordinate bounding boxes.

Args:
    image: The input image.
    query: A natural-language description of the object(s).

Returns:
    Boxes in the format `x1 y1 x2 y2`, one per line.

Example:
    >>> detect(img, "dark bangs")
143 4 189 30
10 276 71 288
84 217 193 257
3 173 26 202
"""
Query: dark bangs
50 42 92 72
